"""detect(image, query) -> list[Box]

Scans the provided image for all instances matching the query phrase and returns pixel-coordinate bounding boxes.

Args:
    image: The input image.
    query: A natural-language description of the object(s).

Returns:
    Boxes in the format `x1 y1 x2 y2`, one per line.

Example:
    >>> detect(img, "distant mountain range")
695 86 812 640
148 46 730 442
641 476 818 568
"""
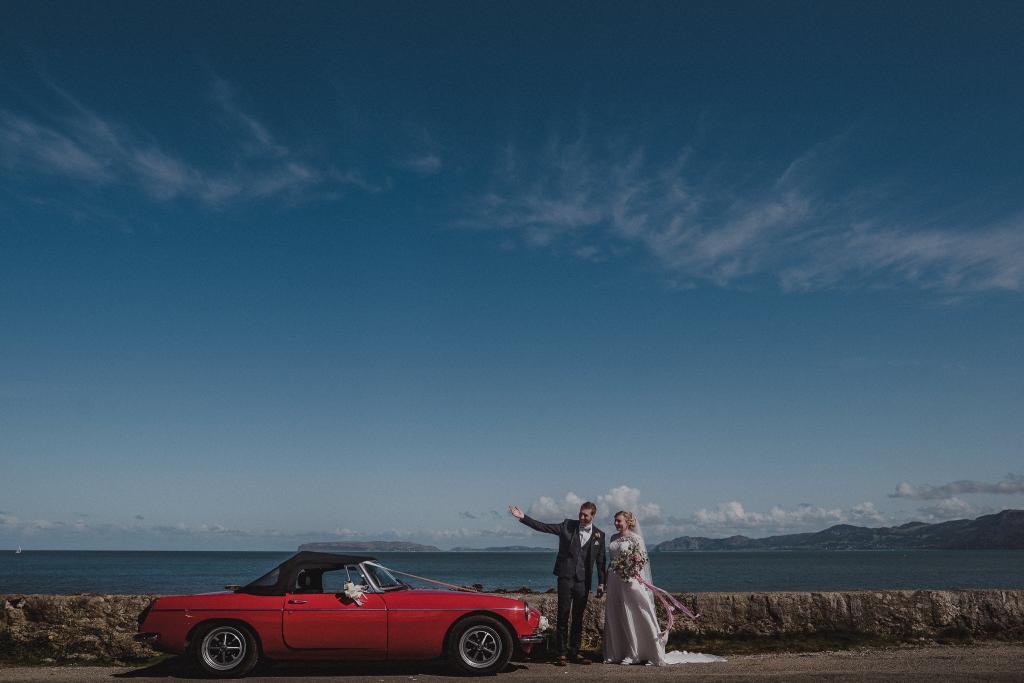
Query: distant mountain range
298 541 440 552
655 509 1024 551
450 546 552 552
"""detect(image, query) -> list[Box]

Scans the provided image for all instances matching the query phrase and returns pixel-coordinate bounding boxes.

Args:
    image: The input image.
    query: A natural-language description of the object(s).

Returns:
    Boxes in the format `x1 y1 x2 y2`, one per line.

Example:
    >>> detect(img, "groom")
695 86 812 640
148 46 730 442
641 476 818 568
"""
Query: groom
509 502 607 665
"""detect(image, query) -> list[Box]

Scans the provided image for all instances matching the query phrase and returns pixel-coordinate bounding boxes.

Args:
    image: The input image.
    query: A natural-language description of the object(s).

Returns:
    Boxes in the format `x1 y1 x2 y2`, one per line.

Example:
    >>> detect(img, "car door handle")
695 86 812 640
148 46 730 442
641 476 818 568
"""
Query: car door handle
287 599 308 604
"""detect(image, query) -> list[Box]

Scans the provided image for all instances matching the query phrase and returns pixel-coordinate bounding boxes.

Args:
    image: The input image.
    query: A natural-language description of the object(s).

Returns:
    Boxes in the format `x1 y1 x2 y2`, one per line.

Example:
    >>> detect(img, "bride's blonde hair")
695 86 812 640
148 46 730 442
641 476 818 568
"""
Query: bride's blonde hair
614 510 637 530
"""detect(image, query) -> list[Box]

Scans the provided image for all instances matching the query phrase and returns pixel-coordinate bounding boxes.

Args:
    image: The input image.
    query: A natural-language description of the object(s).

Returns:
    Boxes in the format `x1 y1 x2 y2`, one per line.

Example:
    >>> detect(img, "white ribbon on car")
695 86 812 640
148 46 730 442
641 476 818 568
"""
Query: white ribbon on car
364 562 481 592
342 581 366 605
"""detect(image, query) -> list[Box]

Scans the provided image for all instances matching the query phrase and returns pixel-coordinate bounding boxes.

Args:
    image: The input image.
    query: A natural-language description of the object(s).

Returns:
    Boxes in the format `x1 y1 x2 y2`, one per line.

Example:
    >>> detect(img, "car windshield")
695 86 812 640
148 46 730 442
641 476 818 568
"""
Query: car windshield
363 563 406 591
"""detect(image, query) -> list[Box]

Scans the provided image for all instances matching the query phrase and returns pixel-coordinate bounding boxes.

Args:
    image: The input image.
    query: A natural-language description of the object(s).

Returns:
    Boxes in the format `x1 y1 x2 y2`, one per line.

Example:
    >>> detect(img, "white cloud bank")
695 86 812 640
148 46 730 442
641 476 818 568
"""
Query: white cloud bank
524 485 662 524
887 473 1023 523
913 496 995 522
6 476 1016 549
684 500 886 534
521 486 886 538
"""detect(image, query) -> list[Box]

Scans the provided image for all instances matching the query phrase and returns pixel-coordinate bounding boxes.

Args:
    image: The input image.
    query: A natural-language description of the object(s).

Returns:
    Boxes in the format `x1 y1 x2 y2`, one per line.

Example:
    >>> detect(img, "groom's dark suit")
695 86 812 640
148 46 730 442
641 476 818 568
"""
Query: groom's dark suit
519 515 607 657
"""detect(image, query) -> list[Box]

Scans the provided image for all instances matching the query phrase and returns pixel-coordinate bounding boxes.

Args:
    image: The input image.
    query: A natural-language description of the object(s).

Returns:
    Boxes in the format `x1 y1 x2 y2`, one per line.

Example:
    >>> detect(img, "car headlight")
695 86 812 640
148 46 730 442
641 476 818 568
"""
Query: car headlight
523 601 531 619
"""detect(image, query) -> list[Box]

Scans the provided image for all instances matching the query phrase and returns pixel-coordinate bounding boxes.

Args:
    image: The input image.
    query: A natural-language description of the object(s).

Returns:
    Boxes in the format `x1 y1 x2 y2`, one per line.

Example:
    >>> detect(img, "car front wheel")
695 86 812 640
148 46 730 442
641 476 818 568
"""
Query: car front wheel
448 615 513 676
189 622 260 678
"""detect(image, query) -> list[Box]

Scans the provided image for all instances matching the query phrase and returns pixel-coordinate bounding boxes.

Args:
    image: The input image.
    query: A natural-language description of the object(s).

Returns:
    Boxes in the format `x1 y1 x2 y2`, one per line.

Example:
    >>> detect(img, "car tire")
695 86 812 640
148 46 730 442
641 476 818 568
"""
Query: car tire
447 615 513 676
188 622 260 678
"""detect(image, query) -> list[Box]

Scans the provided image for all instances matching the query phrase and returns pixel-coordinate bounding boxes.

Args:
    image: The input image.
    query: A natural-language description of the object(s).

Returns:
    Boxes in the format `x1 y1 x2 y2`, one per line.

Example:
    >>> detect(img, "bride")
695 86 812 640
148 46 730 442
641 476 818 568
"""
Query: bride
603 510 725 665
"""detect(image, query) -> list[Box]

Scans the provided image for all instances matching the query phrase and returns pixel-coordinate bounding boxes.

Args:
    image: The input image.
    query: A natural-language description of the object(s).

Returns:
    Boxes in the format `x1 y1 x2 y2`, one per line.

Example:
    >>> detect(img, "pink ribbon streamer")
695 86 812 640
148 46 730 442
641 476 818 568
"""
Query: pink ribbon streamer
636 576 699 642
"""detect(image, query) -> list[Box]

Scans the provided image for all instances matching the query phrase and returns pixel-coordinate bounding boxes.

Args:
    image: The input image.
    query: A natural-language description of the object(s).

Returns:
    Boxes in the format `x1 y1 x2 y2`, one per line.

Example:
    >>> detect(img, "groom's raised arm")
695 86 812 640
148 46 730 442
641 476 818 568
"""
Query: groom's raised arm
508 505 562 535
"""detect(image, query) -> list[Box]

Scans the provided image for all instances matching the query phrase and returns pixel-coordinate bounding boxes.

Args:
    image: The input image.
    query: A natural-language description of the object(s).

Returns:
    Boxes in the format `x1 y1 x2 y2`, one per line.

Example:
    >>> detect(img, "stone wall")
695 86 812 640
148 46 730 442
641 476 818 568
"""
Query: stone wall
514 589 1024 651
2 590 1023 664
1 594 156 664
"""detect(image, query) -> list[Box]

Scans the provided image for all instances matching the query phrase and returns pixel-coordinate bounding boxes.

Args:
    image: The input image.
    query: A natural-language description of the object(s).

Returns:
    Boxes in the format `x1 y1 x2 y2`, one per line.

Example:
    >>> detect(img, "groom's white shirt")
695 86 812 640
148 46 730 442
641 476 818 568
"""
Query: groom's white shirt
579 525 592 546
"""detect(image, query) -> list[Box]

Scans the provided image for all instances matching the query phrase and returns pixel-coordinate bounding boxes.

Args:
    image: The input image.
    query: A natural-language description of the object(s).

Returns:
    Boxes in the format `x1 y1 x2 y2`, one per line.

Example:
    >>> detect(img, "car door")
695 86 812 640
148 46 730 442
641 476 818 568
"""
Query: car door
281 567 387 653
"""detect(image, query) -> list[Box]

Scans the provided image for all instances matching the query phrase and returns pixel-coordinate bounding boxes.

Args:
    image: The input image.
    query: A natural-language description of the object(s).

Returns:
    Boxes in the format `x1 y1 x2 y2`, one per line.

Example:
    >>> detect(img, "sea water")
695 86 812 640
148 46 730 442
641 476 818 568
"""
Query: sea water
2 549 1023 595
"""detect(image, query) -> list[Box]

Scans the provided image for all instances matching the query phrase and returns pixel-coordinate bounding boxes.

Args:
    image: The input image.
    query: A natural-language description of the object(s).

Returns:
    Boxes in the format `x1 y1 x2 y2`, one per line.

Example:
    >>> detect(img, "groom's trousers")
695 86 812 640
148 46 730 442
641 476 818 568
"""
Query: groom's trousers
556 577 588 656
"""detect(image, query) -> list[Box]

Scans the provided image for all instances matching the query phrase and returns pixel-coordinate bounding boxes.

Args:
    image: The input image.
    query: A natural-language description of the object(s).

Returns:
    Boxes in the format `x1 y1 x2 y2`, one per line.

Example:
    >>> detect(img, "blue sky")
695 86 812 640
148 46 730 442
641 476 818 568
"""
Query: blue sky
2 1 1023 550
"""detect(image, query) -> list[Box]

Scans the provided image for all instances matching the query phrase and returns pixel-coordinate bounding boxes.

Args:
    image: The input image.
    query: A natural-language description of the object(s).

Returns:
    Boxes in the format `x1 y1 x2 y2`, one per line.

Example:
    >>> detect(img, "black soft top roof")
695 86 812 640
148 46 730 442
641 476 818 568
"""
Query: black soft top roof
239 551 377 595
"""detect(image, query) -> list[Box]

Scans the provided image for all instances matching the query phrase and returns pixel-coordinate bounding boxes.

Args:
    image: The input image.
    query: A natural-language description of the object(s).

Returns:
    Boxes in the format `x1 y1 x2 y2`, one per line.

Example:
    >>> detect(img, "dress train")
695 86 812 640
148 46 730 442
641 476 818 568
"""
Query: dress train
602 533 725 666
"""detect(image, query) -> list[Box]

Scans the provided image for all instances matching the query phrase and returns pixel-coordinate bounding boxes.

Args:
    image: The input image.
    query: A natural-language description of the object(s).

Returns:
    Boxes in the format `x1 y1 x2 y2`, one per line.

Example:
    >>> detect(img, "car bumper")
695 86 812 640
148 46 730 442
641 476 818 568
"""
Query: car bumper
518 634 545 653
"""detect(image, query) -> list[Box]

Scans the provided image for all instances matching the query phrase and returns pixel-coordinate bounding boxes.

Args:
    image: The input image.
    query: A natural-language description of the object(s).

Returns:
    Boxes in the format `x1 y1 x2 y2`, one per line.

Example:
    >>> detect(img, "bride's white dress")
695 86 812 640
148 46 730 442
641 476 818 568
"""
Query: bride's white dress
603 532 725 665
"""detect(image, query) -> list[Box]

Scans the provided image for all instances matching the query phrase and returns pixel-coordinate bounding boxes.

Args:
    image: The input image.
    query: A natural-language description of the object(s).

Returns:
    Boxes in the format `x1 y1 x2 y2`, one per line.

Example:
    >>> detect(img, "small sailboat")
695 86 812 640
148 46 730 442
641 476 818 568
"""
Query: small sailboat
15 545 22 554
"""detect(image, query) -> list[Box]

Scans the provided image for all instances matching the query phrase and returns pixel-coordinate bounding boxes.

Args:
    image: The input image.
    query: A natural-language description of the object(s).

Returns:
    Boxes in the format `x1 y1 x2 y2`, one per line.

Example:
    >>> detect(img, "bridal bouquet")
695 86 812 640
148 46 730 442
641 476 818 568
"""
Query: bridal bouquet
609 536 648 580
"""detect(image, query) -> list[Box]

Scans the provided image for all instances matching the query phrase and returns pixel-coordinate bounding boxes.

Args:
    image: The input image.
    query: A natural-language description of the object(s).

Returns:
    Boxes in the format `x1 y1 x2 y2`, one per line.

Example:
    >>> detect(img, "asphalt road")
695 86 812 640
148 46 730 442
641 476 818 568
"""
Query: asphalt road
2 645 1023 682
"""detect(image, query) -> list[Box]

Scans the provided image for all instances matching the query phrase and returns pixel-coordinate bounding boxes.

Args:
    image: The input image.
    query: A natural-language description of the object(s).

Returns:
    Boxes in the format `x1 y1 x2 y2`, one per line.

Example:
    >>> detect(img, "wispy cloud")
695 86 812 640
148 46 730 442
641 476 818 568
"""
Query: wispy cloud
0 77 378 208
29 519 62 530
891 473 1024 500
211 77 290 159
149 522 245 537
780 220 1024 294
331 168 390 193
401 154 443 175
466 133 1024 295
455 510 505 522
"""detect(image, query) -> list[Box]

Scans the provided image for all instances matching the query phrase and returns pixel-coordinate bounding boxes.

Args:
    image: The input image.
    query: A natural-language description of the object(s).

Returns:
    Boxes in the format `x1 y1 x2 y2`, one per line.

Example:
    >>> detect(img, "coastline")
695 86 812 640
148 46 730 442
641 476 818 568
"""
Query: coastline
3 589 1023 666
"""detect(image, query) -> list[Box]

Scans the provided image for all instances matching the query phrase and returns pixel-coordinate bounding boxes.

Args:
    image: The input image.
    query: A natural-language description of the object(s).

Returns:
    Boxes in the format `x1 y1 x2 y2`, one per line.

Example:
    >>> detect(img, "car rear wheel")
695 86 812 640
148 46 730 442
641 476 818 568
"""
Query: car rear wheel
447 615 513 676
189 622 260 678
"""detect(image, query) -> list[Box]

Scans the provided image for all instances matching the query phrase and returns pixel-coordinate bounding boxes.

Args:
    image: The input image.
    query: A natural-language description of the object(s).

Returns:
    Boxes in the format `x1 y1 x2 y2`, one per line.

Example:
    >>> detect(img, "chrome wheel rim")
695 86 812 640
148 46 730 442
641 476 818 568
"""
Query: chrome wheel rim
458 625 501 669
200 626 247 671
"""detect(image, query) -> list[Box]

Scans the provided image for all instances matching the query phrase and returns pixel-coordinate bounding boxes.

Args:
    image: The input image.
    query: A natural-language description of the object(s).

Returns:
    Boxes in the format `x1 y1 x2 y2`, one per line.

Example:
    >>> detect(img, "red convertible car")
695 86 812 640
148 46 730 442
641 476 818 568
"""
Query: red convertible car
136 551 544 677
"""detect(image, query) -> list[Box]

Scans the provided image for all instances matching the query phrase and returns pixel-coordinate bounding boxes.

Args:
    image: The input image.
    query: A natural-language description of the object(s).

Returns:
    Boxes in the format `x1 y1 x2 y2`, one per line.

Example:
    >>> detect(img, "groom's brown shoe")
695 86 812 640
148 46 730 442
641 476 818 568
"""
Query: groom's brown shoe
553 656 567 666
572 655 592 665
